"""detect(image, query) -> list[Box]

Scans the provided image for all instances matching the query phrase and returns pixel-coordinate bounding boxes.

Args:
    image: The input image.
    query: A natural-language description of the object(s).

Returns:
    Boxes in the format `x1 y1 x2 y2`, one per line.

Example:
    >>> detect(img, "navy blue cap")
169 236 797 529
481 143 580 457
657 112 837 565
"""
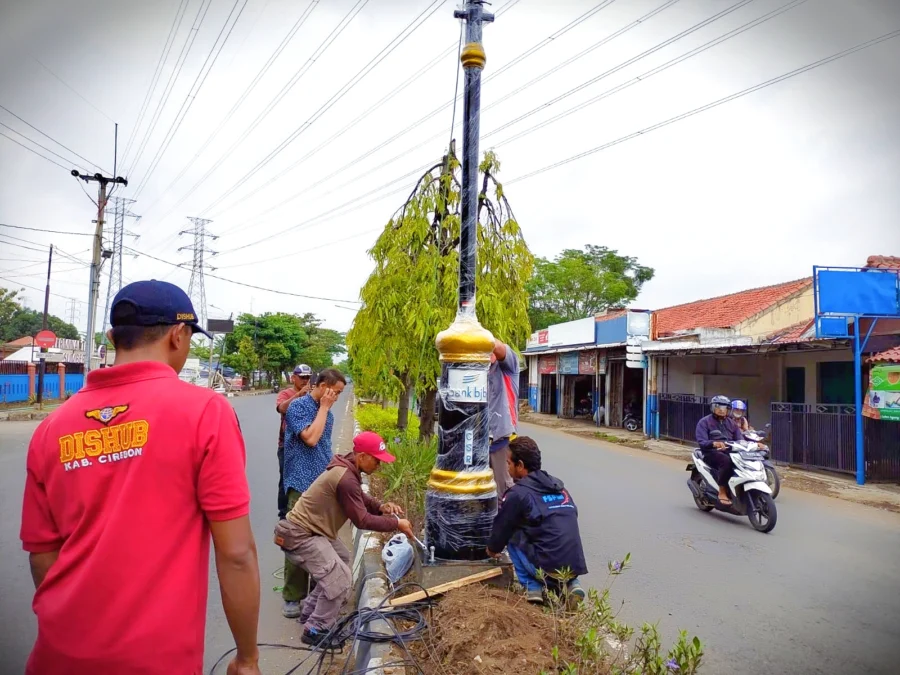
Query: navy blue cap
110 280 212 339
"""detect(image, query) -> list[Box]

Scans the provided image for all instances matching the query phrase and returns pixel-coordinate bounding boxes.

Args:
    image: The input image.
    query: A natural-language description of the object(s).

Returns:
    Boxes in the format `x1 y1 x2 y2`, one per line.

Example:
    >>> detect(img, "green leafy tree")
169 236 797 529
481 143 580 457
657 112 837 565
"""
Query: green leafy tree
1 286 23 330
348 150 533 438
526 245 655 330
0 306 80 343
223 336 258 379
221 312 344 384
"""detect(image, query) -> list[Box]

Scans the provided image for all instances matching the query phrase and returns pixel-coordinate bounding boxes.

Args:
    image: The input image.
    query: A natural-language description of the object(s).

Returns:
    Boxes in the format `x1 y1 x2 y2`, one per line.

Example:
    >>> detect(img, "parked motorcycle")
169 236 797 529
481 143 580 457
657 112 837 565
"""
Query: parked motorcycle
743 425 780 499
623 411 642 432
686 431 777 533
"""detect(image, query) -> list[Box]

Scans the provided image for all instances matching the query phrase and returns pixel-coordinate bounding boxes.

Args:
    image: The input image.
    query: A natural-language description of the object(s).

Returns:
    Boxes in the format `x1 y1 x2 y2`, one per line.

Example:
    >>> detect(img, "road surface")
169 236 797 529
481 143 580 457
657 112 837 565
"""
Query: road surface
0 391 354 675
2 395 898 674
521 421 900 675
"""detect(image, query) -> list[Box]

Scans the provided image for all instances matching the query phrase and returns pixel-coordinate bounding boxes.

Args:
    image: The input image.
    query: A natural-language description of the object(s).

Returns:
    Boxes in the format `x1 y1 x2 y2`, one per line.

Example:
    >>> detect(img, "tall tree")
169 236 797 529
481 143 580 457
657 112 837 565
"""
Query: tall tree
223 336 259 379
0 306 80 343
348 151 533 438
1 286 22 330
526 245 654 330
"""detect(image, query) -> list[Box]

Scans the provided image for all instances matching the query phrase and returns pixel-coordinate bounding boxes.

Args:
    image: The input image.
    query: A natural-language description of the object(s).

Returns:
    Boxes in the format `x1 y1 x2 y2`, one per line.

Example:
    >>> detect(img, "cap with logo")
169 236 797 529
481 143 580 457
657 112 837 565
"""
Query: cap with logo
352 431 396 463
293 364 313 377
110 280 213 339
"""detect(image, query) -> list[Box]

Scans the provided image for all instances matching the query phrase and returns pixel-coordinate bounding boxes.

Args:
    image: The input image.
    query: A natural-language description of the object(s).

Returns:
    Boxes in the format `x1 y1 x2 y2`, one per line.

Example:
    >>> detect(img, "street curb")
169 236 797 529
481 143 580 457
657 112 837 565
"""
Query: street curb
0 410 53 423
347 405 394 673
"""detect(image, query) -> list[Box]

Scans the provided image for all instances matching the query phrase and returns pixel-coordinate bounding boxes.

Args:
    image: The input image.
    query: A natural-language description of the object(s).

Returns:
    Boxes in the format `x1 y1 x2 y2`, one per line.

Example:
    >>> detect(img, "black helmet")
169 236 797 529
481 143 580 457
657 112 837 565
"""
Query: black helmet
710 395 731 413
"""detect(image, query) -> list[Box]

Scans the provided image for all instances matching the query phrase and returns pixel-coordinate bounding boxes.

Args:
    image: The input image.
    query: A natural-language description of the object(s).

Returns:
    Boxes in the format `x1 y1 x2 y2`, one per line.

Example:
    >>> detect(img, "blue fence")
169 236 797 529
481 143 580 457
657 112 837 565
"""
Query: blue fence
0 375 30 403
0 370 87 404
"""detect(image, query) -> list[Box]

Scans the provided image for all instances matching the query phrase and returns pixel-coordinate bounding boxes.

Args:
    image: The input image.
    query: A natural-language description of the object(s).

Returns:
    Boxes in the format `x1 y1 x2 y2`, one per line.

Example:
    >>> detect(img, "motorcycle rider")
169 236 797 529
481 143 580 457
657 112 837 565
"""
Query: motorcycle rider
731 399 751 433
695 395 744 505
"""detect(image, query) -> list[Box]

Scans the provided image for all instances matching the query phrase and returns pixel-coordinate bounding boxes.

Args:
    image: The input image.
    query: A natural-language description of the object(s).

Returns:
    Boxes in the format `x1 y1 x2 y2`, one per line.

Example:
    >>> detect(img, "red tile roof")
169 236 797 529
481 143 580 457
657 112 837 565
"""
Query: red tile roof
654 278 812 337
865 255 900 269
766 319 816 344
869 346 900 364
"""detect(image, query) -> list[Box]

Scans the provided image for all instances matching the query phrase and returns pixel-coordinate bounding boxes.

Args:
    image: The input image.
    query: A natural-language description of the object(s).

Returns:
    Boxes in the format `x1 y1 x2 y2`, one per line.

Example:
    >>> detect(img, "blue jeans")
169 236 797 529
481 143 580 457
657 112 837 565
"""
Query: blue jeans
508 544 542 591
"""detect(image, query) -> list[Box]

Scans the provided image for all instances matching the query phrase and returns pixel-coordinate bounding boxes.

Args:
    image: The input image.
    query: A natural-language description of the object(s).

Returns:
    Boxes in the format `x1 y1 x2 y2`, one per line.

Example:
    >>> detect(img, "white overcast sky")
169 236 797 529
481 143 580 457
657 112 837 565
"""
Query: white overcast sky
1 0 898 336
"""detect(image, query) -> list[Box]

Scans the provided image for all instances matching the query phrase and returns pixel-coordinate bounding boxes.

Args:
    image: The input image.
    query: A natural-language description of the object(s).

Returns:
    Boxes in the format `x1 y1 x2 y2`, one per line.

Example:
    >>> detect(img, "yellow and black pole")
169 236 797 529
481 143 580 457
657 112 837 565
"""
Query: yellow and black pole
425 0 497 561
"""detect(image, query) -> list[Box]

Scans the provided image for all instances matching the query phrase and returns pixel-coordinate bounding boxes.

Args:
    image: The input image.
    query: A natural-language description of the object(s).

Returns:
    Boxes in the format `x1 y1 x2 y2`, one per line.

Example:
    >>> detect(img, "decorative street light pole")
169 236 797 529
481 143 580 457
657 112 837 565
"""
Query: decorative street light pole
425 0 497 561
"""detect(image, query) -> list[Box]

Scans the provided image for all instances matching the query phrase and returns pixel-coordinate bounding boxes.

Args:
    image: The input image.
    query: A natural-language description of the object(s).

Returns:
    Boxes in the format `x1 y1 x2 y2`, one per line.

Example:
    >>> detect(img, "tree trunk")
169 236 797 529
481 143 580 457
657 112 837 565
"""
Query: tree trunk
418 388 437 442
397 374 412 430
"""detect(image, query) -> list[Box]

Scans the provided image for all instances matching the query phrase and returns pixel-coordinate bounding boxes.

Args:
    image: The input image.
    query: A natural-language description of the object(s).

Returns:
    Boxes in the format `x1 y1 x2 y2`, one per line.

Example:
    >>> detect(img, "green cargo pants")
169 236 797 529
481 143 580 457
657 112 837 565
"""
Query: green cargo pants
282 489 314 602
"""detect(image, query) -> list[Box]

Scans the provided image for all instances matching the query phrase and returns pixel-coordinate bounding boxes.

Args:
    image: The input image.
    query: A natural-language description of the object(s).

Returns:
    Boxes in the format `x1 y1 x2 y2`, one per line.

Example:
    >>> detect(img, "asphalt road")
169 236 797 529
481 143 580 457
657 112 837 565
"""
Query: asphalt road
520 422 900 675
2 395 899 674
0 390 355 675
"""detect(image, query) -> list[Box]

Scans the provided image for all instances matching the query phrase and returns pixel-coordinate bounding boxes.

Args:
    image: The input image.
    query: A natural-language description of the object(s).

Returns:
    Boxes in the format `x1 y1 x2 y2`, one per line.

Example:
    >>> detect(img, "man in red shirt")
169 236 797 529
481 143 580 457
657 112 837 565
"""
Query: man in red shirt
19 280 261 675
276 364 313 519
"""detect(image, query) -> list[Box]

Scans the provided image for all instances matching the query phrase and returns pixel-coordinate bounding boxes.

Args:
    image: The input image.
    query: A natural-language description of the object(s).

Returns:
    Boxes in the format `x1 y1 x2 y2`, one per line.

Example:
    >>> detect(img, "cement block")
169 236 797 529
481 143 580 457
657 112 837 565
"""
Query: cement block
417 557 514 592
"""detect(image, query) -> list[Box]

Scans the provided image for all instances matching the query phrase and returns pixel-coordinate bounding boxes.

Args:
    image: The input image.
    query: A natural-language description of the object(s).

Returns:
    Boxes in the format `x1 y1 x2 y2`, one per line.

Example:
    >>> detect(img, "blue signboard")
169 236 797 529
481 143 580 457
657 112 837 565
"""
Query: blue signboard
559 352 579 375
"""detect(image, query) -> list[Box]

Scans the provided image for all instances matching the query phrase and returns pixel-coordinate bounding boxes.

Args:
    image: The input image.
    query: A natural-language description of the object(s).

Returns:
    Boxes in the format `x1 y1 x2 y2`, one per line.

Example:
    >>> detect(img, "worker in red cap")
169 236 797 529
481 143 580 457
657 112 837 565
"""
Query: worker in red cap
274 431 414 647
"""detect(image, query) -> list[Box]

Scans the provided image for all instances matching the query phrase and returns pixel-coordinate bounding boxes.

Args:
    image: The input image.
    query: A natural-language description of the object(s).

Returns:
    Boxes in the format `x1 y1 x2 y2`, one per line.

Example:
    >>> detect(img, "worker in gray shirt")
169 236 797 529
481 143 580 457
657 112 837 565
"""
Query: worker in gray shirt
488 339 519 496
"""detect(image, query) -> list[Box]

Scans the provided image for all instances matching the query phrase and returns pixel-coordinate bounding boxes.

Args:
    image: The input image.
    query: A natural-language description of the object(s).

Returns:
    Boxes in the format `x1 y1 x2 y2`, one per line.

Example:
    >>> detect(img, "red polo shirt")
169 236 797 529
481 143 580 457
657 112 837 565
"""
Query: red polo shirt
20 361 250 675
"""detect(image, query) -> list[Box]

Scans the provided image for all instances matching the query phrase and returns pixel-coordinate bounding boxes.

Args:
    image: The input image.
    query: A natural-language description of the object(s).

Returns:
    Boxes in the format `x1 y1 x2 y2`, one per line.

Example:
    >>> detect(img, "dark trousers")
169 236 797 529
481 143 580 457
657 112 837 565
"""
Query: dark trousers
703 450 734 488
277 446 288 519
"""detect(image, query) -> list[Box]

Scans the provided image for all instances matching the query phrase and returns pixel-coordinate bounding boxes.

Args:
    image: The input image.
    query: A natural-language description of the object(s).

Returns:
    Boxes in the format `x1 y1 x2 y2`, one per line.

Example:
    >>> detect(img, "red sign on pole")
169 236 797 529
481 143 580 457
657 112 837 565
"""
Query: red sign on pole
35 330 57 349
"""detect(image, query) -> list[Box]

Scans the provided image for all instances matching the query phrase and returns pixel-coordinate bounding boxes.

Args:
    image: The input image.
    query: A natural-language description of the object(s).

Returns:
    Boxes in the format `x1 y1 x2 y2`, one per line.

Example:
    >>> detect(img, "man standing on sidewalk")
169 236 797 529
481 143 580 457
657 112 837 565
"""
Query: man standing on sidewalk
276 364 313 518
19 280 261 675
281 367 346 618
488 339 520 496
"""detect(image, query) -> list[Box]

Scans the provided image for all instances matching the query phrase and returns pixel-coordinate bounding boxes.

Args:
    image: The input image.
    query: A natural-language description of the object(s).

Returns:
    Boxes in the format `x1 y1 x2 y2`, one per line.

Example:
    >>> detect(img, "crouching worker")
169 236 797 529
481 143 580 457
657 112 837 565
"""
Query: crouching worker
274 431 414 647
486 436 588 604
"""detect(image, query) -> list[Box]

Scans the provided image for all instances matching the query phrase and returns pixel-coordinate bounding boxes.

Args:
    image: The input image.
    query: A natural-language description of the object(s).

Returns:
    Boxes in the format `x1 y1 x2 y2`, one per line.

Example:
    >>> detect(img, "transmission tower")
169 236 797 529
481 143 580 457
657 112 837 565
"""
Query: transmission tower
101 197 141 336
179 217 218 331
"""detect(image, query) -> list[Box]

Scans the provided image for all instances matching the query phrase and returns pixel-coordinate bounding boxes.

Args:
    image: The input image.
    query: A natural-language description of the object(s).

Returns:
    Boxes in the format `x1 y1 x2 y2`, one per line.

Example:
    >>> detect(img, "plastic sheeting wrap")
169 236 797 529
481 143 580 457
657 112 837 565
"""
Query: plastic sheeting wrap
426 314 497 561
382 534 415 584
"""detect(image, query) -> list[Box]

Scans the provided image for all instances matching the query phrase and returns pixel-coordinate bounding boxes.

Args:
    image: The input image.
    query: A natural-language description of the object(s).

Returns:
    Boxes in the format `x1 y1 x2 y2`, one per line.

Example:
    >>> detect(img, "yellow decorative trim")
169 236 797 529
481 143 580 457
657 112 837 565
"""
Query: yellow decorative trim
427 478 497 494
430 469 493 481
428 468 497 494
435 316 494 363
460 42 486 69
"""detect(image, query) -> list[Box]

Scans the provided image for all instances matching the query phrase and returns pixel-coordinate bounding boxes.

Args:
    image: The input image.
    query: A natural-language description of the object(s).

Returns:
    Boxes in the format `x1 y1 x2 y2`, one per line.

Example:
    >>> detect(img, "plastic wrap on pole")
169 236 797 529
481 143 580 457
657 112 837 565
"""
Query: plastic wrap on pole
425 330 497 560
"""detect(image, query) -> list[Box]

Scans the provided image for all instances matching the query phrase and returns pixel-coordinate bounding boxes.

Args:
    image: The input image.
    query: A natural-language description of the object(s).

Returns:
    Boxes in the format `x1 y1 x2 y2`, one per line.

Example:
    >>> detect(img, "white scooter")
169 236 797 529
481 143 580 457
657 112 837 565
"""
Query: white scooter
685 431 777 533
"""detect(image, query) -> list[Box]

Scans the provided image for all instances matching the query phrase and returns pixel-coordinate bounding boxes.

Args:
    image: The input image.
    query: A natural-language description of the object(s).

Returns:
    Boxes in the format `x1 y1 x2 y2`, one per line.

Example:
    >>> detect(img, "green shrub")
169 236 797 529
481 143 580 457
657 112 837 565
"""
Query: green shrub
355 404 419 442
380 437 437 528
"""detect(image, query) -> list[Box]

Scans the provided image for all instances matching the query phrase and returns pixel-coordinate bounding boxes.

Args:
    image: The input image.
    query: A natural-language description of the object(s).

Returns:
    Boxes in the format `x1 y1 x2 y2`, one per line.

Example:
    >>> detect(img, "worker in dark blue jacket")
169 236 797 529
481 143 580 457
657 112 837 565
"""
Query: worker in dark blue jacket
486 436 587 603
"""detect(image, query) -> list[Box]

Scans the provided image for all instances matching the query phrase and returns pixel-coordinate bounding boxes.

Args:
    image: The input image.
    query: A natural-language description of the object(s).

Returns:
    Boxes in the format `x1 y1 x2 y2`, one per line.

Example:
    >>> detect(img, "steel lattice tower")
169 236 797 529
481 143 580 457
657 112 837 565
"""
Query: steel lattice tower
179 217 217 332
102 197 141 336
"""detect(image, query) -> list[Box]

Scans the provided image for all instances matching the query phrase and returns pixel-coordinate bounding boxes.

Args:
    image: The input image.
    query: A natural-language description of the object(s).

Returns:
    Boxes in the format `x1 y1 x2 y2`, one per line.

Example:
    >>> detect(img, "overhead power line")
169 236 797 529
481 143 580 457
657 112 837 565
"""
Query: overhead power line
492 0 808 148
0 126 77 172
146 0 370 229
0 103 110 173
212 0 613 238
132 0 250 199
121 245 361 303
211 0 575 221
507 28 900 185
121 0 192 167
32 57 117 124
126 0 214 178
139 0 320 215
198 0 446 219
0 223 93 236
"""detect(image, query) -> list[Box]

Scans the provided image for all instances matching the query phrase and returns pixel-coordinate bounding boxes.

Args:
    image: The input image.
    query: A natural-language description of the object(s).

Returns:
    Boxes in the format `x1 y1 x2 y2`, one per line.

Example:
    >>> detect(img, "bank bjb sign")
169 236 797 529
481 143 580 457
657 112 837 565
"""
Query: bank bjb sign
446 367 488 403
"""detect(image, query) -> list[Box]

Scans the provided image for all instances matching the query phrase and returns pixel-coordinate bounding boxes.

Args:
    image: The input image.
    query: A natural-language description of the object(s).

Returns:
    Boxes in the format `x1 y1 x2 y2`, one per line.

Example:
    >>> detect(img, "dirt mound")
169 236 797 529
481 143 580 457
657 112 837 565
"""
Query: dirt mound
412 585 574 674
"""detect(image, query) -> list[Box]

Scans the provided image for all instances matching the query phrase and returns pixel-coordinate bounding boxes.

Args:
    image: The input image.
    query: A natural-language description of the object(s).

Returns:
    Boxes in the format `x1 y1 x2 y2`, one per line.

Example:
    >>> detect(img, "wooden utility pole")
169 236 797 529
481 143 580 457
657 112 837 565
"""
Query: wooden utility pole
73 170 127 372
35 244 53 405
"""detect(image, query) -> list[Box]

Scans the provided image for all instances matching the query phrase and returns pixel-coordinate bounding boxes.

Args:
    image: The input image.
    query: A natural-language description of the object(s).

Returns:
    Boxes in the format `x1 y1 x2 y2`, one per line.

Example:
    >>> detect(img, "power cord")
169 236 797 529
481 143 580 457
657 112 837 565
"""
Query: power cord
208 582 436 675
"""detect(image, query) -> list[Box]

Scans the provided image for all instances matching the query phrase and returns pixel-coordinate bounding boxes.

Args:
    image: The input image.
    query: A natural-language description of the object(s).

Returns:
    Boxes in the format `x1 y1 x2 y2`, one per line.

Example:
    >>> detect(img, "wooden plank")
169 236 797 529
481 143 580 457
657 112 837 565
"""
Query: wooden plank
388 567 503 606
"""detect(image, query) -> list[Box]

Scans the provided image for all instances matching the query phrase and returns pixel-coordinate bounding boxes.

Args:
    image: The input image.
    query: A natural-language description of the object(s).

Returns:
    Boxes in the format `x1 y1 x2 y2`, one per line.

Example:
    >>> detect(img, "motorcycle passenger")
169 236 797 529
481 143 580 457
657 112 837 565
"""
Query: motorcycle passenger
731 399 751 433
696 395 744 505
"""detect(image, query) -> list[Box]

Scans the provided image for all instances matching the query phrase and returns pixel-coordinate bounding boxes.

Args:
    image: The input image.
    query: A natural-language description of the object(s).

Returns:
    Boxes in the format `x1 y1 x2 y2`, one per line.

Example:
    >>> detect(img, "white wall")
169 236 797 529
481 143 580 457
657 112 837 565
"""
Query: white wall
782 349 853 404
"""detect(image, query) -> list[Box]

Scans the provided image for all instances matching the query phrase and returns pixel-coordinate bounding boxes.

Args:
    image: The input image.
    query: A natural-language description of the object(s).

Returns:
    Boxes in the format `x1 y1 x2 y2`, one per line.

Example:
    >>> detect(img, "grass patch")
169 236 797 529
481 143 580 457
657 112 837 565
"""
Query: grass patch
356 403 420 442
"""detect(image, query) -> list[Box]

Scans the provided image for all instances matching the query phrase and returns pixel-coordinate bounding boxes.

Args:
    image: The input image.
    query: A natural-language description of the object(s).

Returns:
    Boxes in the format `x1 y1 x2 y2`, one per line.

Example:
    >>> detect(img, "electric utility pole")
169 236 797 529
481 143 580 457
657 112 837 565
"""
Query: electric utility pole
179 217 217 333
73 169 127 372
426 1 496 561
36 244 53 405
